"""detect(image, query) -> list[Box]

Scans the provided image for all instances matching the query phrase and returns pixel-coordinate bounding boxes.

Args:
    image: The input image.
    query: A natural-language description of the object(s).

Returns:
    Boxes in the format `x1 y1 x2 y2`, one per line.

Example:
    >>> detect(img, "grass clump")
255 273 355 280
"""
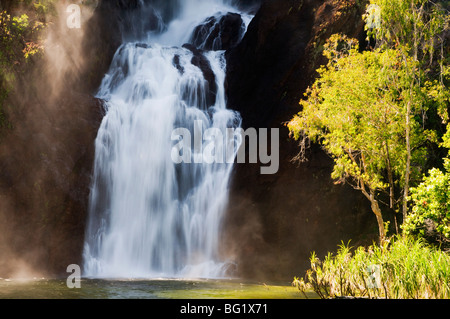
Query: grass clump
293 236 450 299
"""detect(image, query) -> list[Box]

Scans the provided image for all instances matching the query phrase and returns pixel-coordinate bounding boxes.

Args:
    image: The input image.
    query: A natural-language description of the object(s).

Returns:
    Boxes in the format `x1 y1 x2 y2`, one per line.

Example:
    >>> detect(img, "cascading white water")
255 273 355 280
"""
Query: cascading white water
83 0 253 278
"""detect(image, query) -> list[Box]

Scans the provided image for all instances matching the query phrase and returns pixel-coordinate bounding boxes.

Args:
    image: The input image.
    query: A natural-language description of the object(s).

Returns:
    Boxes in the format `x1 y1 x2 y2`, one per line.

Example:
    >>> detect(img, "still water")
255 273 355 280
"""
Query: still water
0 278 315 299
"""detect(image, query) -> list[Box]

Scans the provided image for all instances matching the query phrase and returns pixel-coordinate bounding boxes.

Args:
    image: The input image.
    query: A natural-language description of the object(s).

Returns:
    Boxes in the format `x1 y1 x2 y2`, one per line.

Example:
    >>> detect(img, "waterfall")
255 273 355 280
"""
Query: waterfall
83 0 253 278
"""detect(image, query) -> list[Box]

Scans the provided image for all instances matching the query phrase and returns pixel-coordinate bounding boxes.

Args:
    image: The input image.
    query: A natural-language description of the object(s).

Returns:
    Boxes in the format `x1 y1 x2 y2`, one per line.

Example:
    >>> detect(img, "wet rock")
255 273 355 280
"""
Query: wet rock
230 0 263 13
182 44 217 107
172 54 184 74
190 13 245 51
80 0 161 93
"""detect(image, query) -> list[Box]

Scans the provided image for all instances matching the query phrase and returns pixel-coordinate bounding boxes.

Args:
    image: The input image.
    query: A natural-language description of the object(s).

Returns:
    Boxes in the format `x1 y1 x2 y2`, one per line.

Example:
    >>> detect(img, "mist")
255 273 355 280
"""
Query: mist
0 1 99 279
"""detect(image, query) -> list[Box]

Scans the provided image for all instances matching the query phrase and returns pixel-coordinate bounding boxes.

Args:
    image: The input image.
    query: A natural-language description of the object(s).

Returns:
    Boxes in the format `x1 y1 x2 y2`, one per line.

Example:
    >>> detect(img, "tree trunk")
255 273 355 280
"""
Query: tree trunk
370 196 385 243
403 94 412 222
361 186 386 243
385 142 399 234
385 141 395 209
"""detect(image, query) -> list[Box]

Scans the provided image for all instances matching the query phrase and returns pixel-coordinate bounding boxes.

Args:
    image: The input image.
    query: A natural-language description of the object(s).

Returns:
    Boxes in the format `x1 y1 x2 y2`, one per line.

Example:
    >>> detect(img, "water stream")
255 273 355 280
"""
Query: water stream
83 0 252 279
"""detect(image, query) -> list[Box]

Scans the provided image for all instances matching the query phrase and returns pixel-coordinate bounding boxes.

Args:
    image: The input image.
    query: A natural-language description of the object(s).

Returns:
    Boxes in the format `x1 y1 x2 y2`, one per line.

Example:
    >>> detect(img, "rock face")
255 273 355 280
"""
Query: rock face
0 0 142 277
0 92 103 277
182 44 218 107
223 0 378 281
230 0 263 13
80 0 162 93
226 0 368 129
190 13 246 51
0 0 378 280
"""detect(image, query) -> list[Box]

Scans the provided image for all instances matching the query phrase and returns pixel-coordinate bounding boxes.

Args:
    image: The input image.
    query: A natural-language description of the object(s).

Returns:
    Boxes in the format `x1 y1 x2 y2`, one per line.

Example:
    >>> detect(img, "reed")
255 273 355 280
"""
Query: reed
293 236 450 299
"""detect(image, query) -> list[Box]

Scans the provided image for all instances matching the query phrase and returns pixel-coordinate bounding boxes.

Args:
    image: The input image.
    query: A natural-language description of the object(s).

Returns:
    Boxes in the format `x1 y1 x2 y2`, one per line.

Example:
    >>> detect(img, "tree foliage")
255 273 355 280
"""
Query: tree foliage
0 1 50 129
364 0 450 219
288 35 432 240
288 0 449 241
404 162 450 243
403 127 450 246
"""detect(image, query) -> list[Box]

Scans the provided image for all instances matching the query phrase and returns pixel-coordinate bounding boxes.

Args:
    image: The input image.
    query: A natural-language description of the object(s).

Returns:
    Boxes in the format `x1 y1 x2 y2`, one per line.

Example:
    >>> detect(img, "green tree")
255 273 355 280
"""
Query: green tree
403 125 450 247
364 0 450 219
288 1 449 242
288 35 431 241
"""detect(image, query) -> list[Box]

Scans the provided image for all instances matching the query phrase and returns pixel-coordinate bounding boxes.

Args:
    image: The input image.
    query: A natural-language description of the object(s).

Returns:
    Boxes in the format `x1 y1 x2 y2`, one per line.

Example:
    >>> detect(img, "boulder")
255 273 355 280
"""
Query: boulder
190 13 245 51
182 44 218 107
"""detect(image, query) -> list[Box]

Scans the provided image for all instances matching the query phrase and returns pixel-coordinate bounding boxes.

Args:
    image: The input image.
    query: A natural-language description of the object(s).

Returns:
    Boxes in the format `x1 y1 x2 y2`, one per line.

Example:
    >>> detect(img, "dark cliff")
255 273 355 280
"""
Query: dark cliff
0 0 377 280
223 0 377 281
0 0 139 277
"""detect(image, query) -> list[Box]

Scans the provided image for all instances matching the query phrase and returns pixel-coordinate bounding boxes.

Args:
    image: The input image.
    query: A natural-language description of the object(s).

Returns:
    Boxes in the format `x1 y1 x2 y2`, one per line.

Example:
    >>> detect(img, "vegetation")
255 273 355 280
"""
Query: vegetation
403 126 450 248
365 0 450 222
290 0 450 299
288 0 450 242
1 0 449 300
288 36 432 241
404 160 450 245
0 1 52 130
0 0 96 129
293 236 450 299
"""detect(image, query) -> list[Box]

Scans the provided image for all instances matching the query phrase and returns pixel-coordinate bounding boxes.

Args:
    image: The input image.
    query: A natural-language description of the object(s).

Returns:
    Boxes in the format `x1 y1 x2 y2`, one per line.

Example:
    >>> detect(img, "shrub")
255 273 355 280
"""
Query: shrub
293 236 450 299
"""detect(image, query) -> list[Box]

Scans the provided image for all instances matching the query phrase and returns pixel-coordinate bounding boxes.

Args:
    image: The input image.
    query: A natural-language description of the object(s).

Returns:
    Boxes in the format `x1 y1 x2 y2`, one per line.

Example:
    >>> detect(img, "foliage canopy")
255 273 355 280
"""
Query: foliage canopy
289 0 450 241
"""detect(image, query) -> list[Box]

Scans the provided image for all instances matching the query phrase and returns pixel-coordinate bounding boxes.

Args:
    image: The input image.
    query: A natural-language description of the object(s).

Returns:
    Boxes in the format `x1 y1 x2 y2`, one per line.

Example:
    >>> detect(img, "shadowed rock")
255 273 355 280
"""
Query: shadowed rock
182 43 218 107
190 13 245 51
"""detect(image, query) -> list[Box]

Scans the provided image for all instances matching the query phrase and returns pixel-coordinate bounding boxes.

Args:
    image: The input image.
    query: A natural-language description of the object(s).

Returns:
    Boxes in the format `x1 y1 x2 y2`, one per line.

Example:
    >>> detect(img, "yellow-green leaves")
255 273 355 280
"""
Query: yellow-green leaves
365 0 448 65
294 236 450 299
289 45 422 195
404 125 450 243
11 13 29 32
404 166 450 240
287 31 445 240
